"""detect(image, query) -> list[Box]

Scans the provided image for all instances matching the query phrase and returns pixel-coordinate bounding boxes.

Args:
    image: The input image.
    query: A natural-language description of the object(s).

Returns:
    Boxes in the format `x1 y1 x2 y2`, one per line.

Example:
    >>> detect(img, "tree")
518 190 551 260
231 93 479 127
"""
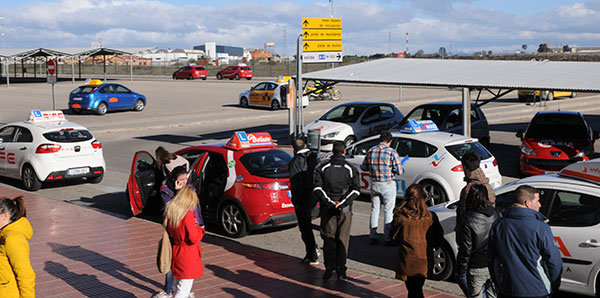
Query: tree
522 44 527 52
537 43 550 53
562 44 571 53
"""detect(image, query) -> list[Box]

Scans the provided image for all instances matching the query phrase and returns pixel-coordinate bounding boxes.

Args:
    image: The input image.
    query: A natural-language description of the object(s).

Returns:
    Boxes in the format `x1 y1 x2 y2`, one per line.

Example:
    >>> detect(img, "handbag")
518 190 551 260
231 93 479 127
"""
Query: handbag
156 228 172 274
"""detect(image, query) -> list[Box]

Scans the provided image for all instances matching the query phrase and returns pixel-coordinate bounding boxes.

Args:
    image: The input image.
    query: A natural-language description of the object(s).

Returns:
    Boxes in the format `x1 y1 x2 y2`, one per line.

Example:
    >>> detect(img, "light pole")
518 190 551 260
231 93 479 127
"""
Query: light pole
0 17 5 48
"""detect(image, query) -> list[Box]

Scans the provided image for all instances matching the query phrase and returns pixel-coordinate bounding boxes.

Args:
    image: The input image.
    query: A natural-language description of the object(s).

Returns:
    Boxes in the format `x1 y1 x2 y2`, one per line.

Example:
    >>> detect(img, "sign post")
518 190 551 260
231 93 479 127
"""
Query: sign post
47 59 57 110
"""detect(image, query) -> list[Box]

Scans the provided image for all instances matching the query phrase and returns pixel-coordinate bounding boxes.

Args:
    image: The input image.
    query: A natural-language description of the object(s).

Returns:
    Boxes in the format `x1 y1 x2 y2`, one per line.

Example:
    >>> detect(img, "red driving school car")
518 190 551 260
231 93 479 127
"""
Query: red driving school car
127 131 296 238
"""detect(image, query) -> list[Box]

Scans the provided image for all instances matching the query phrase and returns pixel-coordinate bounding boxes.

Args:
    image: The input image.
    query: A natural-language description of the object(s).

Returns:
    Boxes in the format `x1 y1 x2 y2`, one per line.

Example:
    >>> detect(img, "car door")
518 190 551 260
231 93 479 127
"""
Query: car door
0 126 17 176
392 137 427 196
249 83 267 105
263 83 277 106
98 85 119 110
127 151 157 216
115 85 135 109
356 106 382 139
544 189 600 291
222 66 233 78
8 126 34 177
346 138 380 191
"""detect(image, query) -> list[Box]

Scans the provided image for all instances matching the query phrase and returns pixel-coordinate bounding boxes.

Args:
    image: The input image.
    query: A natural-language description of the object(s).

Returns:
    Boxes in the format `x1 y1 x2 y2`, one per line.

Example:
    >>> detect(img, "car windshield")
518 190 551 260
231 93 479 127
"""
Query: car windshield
239 149 291 179
43 130 93 142
526 114 588 139
320 105 367 123
445 142 492 160
71 86 98 95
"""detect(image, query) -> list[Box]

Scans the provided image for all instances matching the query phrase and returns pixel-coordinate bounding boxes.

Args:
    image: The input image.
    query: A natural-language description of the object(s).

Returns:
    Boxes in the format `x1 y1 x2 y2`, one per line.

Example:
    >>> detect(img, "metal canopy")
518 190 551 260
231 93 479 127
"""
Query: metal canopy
302 58 600 92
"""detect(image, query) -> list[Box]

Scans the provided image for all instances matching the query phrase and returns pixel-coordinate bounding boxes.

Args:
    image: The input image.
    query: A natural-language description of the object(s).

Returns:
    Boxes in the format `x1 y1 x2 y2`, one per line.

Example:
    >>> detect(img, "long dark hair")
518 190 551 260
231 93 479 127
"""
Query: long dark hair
155 146 176 167
0 196 27 223
399 184 431 219
465 184 490 211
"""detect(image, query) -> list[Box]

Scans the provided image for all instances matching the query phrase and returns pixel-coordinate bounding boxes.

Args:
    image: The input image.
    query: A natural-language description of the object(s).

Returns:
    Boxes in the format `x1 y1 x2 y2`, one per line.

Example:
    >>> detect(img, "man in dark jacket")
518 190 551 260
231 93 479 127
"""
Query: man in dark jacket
289 138 319 265
313 141 360 281
488 185 562 298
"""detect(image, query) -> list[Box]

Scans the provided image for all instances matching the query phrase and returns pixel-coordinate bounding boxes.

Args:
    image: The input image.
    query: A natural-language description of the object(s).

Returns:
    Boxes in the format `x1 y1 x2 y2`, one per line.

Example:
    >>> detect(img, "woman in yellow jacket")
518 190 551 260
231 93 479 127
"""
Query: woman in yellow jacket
0 196 35 298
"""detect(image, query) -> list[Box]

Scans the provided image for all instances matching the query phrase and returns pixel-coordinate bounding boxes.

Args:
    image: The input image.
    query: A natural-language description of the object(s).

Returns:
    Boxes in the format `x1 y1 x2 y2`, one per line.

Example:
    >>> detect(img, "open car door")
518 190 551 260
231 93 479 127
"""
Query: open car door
188 152 209 195
127 151 156 216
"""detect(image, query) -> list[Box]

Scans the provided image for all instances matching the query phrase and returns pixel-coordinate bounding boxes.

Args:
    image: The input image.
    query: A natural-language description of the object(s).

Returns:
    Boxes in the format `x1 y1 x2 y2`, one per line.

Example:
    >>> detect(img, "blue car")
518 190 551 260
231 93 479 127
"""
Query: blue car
69 79 146 115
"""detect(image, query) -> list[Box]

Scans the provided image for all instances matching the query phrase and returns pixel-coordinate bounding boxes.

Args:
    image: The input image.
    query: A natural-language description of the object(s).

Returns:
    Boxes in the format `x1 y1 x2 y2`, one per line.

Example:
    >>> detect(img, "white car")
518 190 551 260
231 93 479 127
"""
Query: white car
305 101 404 151
0 110 106 191
344 120 501 206
431 159 600 296
238 78 308 110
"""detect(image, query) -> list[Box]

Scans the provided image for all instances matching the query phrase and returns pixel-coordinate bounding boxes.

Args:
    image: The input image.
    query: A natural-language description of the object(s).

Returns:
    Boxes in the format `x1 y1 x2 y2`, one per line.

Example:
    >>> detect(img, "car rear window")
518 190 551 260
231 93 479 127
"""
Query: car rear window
320 105 367 123
43 129 93 143
445 142 492 161
241 67 251 70
194 67 205 70
526 114 588 139
239 149 292 179
71 86 98 95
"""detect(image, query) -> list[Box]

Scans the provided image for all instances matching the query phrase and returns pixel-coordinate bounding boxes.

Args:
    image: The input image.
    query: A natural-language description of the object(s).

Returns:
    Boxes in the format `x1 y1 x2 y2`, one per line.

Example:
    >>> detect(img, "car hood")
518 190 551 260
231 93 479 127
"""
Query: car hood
239 90 250 97
524 138 590 158
305 120 353 136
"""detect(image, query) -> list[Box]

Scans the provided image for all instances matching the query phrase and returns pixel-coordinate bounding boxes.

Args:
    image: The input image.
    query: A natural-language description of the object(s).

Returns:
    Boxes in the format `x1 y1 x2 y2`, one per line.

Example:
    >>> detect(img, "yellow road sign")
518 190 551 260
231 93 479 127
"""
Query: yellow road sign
302 18 342 29
302 40 342 52
302 29 342 41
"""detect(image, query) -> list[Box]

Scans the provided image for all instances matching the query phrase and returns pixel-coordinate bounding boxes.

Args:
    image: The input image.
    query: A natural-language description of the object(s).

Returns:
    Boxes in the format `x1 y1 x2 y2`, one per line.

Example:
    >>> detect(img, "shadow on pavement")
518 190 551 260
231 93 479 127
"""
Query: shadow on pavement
44 261 135 297
135 124 290 145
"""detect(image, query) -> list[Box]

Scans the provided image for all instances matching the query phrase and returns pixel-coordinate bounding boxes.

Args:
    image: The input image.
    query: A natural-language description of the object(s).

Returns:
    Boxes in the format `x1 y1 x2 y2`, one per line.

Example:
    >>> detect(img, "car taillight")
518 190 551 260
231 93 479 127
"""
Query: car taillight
36 144 61 153
451 165 463 172
241 182 289 190
493 159 498 167
91 140 102 149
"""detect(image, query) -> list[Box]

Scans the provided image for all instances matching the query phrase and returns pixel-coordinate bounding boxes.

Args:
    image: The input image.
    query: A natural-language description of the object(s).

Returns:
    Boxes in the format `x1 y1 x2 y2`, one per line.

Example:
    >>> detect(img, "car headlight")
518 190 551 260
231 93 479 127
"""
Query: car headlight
323 131 340 139
520 143 537 156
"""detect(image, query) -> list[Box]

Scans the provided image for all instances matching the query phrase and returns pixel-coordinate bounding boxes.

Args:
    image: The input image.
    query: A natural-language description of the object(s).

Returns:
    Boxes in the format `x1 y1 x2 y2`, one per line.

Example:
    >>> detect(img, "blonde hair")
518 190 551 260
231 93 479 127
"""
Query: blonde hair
163 186 199 229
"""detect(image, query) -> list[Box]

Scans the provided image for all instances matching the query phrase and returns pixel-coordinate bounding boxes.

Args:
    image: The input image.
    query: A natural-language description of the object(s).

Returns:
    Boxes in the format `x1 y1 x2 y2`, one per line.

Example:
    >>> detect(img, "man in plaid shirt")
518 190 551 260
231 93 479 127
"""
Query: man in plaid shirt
361 130 404 246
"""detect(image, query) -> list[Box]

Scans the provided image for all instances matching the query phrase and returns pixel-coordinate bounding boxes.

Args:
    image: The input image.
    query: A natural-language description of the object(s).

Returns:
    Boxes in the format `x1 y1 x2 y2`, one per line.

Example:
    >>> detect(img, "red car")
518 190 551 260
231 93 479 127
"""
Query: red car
173 66 207 80
216 65 253 80
517 111 599 176
126 131 296 238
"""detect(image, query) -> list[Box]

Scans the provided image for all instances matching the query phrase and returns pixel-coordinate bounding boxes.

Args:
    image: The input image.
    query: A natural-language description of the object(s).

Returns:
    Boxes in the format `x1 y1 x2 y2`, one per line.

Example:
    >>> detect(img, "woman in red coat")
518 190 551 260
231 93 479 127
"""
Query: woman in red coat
163 186 205 298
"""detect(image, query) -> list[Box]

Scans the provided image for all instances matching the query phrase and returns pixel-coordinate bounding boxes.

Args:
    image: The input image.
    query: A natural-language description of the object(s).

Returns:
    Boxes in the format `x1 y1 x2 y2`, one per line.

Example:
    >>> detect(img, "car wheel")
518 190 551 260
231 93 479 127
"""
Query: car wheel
219 202 248 238
344 136 356 147
570 92 577 98
133 99 145 111
271 100 280 111
430 242 455 281
217 73 222 80
246 77 252 80
22 165 42 191
419 180 447 206
96 102 108 115
172 74 177 80
240 97 249 108
547 92 554 101
70 108 82 115
88 173 103 184
202 77 207 81
188 74 194 80
235 74 240 80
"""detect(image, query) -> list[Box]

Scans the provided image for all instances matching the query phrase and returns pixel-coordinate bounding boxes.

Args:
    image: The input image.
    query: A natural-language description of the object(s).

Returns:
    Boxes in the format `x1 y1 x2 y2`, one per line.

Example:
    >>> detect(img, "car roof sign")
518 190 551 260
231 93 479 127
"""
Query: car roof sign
400 119 439 133
27 110 66 123
224 131 275 150
559 158 600 185
85 78 103 85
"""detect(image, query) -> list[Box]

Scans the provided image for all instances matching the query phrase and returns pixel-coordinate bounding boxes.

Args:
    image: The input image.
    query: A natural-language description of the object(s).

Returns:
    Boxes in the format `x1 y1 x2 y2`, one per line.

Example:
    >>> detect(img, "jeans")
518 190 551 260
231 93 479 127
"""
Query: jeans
173 278 194 298
468 268 496 298
369 181 397 241
164 270 174 294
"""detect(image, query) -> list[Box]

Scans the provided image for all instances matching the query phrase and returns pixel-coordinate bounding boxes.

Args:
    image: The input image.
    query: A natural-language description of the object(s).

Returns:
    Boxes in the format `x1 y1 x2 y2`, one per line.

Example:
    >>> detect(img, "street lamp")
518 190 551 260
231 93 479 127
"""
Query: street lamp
0 17 5 48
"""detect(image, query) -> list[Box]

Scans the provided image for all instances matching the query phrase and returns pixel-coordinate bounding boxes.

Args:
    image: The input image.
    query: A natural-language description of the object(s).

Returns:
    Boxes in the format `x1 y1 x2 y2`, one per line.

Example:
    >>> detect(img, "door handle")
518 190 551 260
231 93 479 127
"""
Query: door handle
579 240 600 248
145 182 154 187
20 147 27 150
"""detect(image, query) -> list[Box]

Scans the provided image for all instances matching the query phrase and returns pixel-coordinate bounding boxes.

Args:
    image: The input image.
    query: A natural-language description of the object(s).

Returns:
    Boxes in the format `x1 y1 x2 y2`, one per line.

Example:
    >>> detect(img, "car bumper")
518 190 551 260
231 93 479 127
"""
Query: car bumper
44 166 104 181
519 155 584 176
248 211 297 230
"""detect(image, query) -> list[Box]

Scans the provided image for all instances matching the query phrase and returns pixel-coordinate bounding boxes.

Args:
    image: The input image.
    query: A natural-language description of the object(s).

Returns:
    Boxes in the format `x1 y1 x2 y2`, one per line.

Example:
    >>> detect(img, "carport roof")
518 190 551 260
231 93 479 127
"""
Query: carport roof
302 58 600 92
0 47 155 59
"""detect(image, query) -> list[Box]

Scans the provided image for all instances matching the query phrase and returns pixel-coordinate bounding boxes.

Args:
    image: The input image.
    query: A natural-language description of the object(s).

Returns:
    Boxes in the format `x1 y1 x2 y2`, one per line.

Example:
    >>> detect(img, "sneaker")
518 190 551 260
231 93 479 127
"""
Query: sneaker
337 270 347 280
369 238 379 245
152 291 173 298
301 256 319 265
316 248 321 257
322 269 334 281
188 293 195 298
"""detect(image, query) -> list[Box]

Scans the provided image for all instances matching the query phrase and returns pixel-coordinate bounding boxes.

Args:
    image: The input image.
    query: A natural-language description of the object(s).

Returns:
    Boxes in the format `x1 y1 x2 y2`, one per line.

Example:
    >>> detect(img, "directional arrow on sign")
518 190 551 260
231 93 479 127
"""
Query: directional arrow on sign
304 43 310 50
303 31 310 39
303 19 309 27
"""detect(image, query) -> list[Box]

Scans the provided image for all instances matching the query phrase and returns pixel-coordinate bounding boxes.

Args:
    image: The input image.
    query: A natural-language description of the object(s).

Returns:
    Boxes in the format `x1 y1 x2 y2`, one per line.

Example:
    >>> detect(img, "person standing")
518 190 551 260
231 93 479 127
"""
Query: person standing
488 185 562 298
390 184 443 298
456 184 500 298
289 138 319 265
0 196 35 298
164 187 205 298
456 152 496 230
361 130 404 246
313 141 360 280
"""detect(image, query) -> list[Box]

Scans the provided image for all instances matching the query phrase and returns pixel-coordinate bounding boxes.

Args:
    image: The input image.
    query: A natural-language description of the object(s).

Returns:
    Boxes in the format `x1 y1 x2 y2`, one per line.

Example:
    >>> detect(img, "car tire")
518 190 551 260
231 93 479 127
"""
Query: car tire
96 102 108 115
419 180 447 206
240 97 249 108
570 92 577 98
219 202 248 238
595 272 599 298
235 74 240 80
70 108 82 115
133 99 145 111
344 136 356 147
217 73 222 80
202 77 207 81
172 74 177 80
22 165 42 191
88 173 103 184
246 77 252 80
430 242 455 281
188 74 194 80
271 100 280 111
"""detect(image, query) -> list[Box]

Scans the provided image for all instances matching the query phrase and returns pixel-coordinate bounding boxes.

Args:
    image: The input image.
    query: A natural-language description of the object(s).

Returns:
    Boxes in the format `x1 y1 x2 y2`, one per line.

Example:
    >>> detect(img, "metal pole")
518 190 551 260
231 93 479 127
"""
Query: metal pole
5 59 9 87
103 55 106 80
130 54 133 81
462 88 471 137
52 83 56 110
296 34 303 137
288 78 295 143
399 85 403 102
71 56 75 83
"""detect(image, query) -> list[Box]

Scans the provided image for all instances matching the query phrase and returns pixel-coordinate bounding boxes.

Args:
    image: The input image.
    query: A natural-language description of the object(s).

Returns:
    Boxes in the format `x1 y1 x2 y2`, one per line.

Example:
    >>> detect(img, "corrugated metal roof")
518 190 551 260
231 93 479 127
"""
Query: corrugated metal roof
0 47 155 58
302 58 600 92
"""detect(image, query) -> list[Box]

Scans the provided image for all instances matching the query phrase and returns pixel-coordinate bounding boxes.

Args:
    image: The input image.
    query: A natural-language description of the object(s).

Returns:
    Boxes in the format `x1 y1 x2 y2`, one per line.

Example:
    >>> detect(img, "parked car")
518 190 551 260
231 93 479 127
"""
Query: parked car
68 79 146 115
216 65 253 80
173 66 207 80
400 101 491 147
430 159 600 296
518 90 576 101
238 77 308 110
305 102 404 151
517 111 598 177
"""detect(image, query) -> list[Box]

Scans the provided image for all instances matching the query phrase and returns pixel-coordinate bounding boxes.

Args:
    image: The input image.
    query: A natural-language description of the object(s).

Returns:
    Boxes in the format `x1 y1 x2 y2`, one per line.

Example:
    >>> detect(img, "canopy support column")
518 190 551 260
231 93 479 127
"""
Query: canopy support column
71 56 75 83
130 54 133 81
462 88 471 137
103 55 106 80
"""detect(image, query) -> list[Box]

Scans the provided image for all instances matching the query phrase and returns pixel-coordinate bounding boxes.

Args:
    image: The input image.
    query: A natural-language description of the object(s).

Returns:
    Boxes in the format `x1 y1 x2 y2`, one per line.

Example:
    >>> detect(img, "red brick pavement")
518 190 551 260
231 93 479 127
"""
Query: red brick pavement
1 186 459 298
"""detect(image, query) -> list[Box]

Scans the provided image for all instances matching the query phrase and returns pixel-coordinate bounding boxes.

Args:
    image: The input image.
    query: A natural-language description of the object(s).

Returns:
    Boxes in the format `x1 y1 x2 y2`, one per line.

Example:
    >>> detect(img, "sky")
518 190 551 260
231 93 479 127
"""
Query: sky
0 0 599 56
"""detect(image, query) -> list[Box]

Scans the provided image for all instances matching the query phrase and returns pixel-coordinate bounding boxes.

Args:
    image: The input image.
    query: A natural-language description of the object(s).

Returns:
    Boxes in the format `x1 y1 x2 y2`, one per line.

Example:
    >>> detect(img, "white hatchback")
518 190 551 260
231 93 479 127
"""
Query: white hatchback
0 110 106 191
431 159 600 296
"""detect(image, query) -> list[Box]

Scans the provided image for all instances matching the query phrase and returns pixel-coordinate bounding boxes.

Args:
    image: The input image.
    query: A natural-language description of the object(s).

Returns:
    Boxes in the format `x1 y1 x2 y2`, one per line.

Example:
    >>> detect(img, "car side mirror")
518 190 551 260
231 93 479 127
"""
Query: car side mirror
593 130 599 140
0 138 3 145
516 129 524 139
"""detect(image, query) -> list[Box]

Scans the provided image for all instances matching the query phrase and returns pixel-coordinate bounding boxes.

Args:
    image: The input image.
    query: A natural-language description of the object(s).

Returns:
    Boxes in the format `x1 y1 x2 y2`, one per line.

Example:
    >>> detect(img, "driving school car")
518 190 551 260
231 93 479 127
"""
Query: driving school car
69 79 147 115
127 131 297 238
430 159 600 296
238 77 309 110
344 120 501 206
0 110 105 191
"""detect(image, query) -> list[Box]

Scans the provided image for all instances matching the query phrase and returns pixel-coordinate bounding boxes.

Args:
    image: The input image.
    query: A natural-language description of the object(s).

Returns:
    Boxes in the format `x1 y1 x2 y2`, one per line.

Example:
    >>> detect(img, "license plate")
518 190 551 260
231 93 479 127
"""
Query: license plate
73 97 83 101
67 167 90 176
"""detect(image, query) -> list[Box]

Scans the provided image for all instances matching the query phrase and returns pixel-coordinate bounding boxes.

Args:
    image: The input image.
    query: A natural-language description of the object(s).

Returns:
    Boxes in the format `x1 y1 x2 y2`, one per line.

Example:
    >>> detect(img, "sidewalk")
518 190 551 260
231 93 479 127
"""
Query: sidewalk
2 185 458 298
